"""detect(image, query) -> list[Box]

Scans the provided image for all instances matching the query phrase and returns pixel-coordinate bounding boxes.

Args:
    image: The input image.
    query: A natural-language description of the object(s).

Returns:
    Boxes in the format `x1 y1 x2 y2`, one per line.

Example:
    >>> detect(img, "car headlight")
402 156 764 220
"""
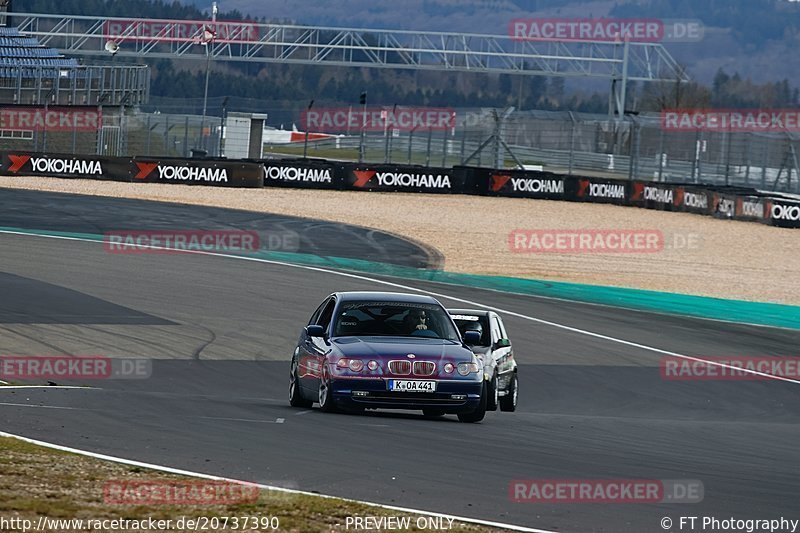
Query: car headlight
457 362 480 376
336 358 365 372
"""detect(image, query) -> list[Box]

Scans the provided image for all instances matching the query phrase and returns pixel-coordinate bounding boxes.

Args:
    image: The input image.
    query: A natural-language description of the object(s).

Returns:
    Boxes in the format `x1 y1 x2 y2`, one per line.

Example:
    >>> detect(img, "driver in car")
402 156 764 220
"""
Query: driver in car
403 309 429 334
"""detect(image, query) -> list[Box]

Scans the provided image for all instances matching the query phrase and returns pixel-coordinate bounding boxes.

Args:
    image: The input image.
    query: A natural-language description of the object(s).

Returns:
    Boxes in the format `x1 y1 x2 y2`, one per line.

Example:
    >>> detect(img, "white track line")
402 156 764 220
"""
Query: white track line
0 431 556 533
0 385 97 391
0 402 83 410
196 415 284 424
1 228 797 385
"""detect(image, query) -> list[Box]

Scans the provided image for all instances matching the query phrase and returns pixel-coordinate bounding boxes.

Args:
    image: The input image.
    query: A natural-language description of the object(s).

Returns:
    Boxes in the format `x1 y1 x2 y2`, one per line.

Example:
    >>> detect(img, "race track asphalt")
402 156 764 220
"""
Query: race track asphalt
0 188 441 268
1 188 799 533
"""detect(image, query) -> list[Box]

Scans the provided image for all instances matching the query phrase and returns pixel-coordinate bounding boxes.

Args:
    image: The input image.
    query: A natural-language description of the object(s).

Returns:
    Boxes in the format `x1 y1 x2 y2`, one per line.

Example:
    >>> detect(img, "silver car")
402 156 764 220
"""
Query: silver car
448 309 518 412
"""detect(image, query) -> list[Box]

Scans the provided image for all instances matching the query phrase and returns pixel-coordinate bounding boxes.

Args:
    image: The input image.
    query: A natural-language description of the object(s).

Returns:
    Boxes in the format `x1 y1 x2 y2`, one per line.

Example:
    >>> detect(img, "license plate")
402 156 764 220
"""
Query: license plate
388 380 437 393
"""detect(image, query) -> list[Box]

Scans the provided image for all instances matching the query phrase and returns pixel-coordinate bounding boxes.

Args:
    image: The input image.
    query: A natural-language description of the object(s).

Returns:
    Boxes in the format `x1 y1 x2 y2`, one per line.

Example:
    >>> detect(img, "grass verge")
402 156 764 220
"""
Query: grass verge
0 437 506 532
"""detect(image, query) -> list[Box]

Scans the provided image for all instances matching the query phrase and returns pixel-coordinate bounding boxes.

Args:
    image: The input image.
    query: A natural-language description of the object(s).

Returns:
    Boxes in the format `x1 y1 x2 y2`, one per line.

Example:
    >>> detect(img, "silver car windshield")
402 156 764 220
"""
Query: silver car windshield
451 314 491 347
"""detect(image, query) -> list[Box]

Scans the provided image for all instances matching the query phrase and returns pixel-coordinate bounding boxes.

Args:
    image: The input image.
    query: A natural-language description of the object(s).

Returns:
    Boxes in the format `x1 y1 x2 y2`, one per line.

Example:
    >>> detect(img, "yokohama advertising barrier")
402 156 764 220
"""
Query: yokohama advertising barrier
734 195 771 224
629 181 679 211
479 168 568 200
0 152 131 181
573 177 629 205
769 199 800 228
711 192 737 219
132 157 264 188
263 159 342 189
341 164 465 194
673 186 712 215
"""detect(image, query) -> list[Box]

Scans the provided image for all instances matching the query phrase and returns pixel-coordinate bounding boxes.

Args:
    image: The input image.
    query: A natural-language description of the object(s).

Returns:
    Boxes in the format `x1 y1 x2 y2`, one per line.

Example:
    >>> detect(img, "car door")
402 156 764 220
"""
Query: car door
491 314 514 378
299 297 336 394
487 314 503 375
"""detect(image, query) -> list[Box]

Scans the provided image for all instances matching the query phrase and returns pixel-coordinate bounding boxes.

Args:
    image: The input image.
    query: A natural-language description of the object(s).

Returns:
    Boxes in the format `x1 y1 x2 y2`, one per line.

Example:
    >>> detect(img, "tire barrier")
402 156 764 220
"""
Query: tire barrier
770 199 800 228
1 150 796 227
0 152 131 182
0 152 265 188
131 157 264 188
341 163 465 194
263 159 340 189
259 158 800 228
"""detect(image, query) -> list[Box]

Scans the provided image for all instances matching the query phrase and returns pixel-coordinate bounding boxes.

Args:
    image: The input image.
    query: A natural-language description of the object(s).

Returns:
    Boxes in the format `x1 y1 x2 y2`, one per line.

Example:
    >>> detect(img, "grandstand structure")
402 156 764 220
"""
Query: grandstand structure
0 2 149 154
0 24 149 108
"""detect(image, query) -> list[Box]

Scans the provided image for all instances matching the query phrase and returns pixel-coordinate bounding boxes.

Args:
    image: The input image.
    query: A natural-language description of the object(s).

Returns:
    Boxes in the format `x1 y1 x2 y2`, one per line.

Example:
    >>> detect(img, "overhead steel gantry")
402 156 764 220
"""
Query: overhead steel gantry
9 12 690 116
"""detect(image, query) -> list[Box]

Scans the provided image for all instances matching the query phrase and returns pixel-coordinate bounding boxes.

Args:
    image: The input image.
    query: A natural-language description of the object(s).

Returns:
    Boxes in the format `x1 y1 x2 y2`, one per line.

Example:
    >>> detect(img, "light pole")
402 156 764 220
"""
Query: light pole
101 41 119 156
218 95 228 157
200 2 218 154
407 124 418 165
119 91 132 156
41 86 56 152
384 103 396 164
358 91 367 163
303 99 314 159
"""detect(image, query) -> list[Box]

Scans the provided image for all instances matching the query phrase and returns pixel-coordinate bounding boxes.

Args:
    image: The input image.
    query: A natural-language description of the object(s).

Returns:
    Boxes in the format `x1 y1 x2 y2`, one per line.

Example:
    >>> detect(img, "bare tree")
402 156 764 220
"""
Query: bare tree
641 63 711 111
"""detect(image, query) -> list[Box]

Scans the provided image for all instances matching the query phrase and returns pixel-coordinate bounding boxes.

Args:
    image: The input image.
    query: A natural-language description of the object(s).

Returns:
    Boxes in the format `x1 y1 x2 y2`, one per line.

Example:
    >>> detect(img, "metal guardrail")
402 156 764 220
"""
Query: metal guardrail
277 114 800 193
1 106 796 193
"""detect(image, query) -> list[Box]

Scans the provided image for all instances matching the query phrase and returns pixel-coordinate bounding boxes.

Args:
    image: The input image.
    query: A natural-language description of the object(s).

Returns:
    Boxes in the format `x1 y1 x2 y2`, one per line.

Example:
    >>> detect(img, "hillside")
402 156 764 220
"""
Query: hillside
178 0 800 86
10 0 800 112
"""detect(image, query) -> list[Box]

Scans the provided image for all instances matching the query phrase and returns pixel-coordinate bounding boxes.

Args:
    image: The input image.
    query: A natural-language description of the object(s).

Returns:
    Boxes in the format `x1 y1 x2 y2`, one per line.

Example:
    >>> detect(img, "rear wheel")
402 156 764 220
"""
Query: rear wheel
499 373 518 412
318 364 338 413
422 408 445 418
457 382 487 423
289 359 312 408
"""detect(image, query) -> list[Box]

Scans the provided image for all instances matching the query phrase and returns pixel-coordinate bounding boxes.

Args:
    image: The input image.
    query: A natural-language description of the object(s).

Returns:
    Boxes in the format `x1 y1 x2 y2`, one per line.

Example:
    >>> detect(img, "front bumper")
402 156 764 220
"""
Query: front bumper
330 377 483 413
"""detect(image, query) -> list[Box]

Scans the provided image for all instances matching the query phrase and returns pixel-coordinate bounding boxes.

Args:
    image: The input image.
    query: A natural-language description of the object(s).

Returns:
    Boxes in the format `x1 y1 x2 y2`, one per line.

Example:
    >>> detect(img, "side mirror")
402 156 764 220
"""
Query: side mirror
306 325 326 338
494 338 511 349
463 330 481 345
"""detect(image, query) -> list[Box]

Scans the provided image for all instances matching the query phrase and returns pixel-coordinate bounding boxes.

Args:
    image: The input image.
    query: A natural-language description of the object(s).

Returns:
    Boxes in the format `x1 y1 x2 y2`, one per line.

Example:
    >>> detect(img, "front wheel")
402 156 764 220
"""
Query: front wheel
457 382 487 423
318 364 338 413
486 372 499 411
289 359 312 408
499 373 518 412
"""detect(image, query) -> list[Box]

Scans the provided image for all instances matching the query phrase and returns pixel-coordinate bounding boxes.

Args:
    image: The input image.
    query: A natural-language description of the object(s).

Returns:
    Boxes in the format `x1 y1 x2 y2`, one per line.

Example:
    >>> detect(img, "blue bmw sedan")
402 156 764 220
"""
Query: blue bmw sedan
289 291 488 422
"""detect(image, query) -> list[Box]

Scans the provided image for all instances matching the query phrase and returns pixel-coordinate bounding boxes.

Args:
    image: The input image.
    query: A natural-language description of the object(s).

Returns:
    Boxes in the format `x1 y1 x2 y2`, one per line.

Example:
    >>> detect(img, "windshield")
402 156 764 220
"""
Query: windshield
333 301 460 341
451 314 491 347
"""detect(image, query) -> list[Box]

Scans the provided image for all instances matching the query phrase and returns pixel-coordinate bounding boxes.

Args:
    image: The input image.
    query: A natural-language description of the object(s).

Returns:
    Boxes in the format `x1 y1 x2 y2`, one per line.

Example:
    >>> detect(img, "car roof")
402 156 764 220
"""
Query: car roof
448 308 491 316
335 291 440 305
